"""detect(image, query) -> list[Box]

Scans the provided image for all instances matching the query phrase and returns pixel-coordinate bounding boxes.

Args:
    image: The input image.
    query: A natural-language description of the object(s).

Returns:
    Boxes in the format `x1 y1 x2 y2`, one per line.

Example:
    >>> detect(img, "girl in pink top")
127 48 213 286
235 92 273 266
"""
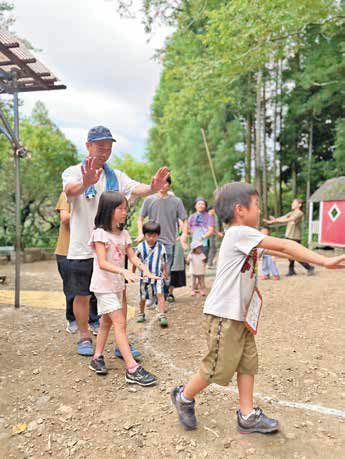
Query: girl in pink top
89 191 159 386
186 240 207 297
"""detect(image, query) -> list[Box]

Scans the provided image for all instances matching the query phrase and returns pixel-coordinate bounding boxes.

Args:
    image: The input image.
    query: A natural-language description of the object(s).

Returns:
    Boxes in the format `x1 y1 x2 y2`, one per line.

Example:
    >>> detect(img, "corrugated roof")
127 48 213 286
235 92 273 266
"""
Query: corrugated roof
310 177 345 202
0 29 65 93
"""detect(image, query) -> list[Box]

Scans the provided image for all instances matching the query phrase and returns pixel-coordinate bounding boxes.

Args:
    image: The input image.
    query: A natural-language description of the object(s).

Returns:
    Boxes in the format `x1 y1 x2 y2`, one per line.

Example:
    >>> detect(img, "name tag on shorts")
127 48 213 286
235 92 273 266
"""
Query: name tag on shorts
245 288 263 335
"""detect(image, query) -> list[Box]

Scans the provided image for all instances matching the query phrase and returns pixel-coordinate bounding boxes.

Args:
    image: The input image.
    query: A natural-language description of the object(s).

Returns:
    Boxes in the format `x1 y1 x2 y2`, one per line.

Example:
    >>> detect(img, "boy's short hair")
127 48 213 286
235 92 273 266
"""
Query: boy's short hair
143 221 161 235
215 182 258 224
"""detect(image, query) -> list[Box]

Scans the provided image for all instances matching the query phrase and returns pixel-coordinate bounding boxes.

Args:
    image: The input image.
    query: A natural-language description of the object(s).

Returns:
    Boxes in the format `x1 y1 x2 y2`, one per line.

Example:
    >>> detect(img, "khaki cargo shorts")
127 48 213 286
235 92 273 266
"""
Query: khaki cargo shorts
199 314 258 386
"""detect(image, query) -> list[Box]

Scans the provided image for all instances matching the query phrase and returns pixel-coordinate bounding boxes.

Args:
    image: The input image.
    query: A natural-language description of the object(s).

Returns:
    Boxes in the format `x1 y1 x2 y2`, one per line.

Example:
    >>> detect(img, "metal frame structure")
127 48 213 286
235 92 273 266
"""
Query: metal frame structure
0 29 66 308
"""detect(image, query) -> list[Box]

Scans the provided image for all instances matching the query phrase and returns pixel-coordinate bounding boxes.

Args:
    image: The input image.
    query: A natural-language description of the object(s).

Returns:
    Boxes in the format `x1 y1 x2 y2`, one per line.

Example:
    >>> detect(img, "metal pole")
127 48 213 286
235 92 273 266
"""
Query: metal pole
12 71 20 308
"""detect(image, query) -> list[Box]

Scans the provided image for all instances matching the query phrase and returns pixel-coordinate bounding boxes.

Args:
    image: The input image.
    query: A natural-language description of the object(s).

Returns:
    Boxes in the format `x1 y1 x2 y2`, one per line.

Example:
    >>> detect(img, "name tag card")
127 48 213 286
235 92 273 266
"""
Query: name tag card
245 288 263 335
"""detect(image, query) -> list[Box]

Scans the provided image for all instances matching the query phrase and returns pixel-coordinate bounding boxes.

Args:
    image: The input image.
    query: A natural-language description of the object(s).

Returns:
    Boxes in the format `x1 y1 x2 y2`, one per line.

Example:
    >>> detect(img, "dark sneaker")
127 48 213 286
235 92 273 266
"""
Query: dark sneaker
171 385 197 431
237 407 279 434
286 271 297 277
167 294 175 303
307 267 315 276
125 366 157 386
89 355 108 375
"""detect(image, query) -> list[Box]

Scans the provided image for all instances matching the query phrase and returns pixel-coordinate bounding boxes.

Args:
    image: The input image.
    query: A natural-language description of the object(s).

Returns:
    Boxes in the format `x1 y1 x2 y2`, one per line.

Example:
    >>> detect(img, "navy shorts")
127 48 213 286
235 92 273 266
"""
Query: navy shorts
67 258 93 297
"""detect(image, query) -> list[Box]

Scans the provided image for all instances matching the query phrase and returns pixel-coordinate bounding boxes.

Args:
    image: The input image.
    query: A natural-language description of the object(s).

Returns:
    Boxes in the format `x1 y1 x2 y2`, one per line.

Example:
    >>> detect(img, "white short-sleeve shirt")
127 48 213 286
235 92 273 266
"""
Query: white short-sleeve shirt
203 225 265 321
62 163 139 259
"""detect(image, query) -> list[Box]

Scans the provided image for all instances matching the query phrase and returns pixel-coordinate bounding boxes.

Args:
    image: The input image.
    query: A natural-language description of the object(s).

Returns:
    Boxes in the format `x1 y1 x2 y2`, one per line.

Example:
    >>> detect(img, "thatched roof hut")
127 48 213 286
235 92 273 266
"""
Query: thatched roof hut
310 176 345 203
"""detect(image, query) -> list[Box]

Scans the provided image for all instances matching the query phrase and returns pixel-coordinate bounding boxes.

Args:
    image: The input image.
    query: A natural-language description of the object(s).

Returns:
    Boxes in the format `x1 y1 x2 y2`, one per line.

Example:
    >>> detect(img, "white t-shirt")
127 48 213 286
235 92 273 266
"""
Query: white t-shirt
62 164 139 259
203 225 265 321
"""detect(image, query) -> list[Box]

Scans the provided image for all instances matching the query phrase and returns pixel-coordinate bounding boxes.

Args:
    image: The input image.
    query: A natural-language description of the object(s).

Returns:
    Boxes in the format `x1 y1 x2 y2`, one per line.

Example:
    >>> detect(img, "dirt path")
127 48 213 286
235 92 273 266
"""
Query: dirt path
1 260 345 458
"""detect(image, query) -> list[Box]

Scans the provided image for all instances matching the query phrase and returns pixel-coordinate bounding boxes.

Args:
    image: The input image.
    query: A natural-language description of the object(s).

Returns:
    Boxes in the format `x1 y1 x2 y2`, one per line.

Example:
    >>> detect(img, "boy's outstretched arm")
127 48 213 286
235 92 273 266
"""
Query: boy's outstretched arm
258 237 345 269
264 249 292 260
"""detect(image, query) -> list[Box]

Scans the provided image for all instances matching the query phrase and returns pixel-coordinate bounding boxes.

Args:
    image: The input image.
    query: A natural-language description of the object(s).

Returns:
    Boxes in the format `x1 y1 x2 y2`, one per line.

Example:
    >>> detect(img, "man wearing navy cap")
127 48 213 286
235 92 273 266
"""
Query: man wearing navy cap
62 125 169 357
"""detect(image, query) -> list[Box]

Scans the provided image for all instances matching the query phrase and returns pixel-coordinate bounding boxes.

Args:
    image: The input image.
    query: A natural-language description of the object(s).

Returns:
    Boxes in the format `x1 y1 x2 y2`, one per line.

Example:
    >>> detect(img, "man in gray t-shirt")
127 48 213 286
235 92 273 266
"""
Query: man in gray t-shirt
137 176 188 300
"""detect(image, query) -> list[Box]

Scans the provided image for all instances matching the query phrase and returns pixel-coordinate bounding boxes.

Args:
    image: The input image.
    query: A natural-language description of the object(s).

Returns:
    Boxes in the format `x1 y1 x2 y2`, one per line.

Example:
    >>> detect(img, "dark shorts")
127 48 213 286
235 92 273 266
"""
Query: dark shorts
67 258 93 297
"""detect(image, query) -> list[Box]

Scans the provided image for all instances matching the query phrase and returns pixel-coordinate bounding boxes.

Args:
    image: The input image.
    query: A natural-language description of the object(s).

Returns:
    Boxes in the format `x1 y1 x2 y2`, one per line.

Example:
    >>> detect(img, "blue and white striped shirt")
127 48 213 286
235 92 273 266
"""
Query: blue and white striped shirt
135 241 167 282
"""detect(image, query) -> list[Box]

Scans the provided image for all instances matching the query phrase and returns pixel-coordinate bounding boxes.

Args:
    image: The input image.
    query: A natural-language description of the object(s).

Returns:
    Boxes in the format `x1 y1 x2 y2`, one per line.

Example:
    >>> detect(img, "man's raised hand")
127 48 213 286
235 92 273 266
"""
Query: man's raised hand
150 167 170 192
81 157 102 188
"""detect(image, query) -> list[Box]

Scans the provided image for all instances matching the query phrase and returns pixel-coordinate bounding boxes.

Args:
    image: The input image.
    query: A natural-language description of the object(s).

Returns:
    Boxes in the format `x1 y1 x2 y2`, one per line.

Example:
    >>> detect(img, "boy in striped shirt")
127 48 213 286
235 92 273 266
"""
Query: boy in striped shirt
134 221 168 327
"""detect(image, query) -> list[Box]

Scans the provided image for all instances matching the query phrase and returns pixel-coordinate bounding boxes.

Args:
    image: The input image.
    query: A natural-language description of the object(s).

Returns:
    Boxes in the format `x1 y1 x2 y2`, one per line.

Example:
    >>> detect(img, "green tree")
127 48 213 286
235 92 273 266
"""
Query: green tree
0 102 78 248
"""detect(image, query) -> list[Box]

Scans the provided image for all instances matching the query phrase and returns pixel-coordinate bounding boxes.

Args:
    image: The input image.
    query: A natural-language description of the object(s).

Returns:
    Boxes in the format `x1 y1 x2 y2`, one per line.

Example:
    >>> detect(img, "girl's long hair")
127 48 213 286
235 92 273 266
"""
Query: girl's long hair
94 191 127 232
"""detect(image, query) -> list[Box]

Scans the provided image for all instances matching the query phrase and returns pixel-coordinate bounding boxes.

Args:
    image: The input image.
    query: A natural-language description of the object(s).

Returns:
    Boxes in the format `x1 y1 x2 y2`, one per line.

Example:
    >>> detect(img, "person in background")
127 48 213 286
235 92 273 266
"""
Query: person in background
260 227 280 280
54 192 98 334
170 238 187 297
264 198 315 277
138 175 188 304
188 197 215 261
186 240 207 297
134 221 168 327
207 206 224 269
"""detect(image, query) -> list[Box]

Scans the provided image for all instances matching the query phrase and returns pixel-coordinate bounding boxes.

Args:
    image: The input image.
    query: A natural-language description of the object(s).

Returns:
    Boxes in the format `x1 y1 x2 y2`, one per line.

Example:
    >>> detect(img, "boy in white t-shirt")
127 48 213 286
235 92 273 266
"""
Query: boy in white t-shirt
171 182 345 433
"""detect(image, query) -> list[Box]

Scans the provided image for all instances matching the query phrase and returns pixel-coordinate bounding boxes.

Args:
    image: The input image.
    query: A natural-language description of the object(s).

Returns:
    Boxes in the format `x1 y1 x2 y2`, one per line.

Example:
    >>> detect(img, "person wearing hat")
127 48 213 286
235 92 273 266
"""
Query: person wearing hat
62 125 169 357
186 240 207 296
188 197 215 261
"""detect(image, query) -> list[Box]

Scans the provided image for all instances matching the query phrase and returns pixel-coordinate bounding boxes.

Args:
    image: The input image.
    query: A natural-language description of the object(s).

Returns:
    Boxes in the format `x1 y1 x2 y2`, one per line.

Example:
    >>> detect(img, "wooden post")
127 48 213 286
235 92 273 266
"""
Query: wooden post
201 128 218 188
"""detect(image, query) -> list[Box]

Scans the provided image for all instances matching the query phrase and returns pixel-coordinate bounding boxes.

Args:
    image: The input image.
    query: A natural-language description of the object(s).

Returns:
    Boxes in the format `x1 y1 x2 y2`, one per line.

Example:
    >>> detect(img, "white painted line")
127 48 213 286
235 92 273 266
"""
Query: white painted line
139 312 345 420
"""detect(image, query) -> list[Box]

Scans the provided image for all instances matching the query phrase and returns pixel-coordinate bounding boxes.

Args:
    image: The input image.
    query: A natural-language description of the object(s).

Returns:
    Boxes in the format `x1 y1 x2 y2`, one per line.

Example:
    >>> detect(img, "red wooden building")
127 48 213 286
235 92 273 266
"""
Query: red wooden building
308 177 345 248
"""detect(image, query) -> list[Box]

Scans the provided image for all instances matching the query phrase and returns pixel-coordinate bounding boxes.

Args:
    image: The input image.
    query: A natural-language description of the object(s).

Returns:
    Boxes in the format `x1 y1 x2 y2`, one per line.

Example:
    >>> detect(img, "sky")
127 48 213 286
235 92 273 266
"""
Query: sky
11 0 169 159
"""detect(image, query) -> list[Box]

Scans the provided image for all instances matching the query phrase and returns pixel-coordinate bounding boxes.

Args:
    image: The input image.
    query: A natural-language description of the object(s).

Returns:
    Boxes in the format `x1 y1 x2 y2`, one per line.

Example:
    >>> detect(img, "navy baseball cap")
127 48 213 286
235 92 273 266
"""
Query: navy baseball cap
87 125 116 143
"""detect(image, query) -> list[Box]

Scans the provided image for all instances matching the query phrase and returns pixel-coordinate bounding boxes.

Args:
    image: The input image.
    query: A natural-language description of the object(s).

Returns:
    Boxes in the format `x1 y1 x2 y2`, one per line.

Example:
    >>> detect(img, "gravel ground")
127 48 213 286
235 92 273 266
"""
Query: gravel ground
0 260 345 458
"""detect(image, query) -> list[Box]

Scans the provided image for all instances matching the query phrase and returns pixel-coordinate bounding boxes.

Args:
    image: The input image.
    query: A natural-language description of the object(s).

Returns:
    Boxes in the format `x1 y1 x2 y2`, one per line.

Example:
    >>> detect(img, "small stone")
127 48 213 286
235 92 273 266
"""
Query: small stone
27 421 38 432
123 422 134 431
67 439 77 447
